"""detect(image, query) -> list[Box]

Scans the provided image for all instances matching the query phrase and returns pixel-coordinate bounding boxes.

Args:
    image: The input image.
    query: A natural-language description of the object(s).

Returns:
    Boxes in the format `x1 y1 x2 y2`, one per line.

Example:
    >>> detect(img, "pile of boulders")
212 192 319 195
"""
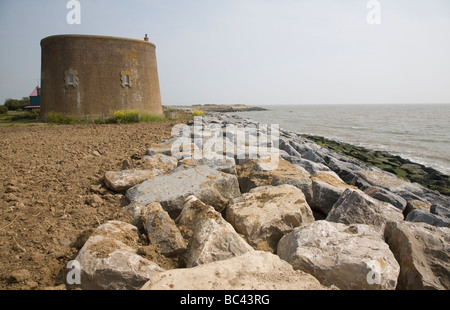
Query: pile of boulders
74 114 450 290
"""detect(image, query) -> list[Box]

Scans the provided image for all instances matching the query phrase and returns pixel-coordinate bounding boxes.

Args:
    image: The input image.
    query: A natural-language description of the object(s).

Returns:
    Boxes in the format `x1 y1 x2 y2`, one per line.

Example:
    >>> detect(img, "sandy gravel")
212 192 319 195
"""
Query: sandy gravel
0 121 181 289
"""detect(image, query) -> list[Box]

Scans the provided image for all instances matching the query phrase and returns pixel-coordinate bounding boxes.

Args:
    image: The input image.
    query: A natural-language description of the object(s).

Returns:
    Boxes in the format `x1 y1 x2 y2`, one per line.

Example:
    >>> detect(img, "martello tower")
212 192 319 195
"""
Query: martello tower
40 34 162 119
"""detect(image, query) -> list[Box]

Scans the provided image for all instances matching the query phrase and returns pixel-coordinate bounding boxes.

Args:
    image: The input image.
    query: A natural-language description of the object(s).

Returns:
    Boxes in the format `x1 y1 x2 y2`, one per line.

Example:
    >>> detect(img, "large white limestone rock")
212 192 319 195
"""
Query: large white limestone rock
277 220 400 290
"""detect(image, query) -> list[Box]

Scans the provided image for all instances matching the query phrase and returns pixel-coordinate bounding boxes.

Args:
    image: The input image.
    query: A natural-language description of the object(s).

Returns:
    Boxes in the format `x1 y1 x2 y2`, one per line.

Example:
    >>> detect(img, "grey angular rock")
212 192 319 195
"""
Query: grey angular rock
405 209 449 228
303 149 327 165
326 188 404 233
126 165 241 218
352 167 450 207
75 221 164 290
140 251 329 290
226 184 315 252
404 199 432 216
287 138 321 156
352 170 429 204
364 186 407 212
277 220 400 290
142 202 187 256
431 203 450 219
424 192 450 211
384 221 450 290
279 138 302 158
176 196 253 267
291 157 332 175
326 156 364 184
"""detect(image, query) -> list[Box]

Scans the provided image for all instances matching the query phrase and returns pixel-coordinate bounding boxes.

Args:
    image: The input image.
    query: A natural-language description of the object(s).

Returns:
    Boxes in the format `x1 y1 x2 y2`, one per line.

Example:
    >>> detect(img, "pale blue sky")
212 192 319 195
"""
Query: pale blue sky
0 0 449 105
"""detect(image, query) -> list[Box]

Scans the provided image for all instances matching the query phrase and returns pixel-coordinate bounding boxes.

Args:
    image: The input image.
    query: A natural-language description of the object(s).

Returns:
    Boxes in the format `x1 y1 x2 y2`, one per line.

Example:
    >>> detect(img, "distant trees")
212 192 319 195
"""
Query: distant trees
0 105 8 114
4 97 30 111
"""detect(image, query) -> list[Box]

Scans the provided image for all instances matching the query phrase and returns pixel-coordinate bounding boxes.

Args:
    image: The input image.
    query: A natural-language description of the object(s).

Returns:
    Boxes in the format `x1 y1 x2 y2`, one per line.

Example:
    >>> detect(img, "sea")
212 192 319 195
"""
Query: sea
230 104 450 176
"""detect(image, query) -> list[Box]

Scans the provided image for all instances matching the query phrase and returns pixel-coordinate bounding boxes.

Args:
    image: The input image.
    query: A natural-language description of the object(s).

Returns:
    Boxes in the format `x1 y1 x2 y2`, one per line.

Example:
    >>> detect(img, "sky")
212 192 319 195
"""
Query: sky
0 0 449 106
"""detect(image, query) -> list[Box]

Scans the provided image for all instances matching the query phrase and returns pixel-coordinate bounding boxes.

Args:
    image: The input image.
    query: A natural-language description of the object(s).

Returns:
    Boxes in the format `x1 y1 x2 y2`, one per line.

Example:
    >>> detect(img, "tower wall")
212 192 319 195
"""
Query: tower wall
40 34 162 119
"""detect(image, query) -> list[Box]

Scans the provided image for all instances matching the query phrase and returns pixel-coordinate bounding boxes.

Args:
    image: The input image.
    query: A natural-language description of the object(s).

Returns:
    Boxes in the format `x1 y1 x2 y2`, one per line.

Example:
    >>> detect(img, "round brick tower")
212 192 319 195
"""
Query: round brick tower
40 34 162 119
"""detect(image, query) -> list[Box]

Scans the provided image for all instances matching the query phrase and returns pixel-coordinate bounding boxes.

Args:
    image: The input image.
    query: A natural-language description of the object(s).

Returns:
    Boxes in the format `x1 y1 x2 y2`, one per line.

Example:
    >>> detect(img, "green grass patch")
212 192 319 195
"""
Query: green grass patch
141 111 168 122
45 112 81 125
104 110 186 123
0 108 199 127
44 109 199 125
0 110 43 127
11 109 40 121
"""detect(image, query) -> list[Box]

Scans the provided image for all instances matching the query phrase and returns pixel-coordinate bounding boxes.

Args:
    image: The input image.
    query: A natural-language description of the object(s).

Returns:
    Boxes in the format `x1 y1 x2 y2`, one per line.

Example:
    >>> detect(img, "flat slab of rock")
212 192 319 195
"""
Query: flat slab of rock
226 184 314 252
75 221 164 290
354 169 419 192
285 156 332 175
142 202 187 256
176 196 253 268
352 169 440 206
326 188 404 233
179 157 237 175
326 156 365 184
364 186 407 211
104 170 158 192
277 220 400 290
384 221 450 290
140 251 329 290
237 157 313 204
126 165 241 218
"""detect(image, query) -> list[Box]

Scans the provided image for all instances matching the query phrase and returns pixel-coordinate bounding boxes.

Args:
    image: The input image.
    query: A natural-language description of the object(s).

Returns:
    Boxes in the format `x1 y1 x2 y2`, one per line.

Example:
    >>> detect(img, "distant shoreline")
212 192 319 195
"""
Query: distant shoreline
163 104 268 113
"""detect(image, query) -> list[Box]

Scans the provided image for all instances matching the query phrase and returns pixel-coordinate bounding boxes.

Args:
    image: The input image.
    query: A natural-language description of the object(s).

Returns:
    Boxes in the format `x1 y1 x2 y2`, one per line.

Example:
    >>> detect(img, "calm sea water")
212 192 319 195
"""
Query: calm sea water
232 104 450 175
